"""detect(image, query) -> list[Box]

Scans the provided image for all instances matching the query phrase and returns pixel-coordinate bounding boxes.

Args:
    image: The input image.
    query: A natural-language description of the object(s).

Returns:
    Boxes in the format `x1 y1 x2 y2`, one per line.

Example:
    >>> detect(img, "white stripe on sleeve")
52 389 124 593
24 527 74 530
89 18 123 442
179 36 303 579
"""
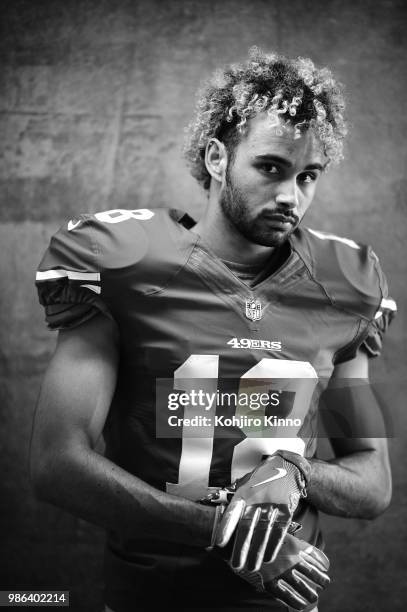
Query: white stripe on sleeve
80 284 102 294
36 269 100 282
308 228 360 250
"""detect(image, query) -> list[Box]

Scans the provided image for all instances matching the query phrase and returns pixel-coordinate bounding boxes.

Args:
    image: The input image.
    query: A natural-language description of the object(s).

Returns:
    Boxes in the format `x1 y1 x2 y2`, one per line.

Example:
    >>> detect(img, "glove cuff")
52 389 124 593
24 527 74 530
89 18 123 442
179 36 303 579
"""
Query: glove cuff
275 450 312 485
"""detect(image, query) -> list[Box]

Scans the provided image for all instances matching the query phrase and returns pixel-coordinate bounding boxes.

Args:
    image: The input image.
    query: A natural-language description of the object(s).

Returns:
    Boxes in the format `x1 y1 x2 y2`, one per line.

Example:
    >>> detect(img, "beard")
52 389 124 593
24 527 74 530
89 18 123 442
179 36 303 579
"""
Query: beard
219 167 300 248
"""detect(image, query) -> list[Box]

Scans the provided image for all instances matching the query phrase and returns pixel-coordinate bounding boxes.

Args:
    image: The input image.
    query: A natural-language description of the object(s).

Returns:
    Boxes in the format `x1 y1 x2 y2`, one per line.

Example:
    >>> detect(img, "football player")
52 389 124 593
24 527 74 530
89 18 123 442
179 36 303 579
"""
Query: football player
30 47 395 611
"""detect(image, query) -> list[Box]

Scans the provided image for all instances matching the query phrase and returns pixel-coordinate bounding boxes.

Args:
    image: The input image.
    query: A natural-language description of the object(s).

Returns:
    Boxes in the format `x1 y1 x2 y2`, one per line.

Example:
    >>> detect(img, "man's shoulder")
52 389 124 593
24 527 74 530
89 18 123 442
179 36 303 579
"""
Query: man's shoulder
35 207 198 329
38 207 194 275
290 227 388 320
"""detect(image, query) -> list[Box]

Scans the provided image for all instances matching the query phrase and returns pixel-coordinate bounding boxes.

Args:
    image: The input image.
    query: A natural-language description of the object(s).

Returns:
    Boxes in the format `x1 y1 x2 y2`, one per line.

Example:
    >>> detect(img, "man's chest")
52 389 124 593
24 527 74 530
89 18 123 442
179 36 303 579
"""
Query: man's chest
106 256 359 380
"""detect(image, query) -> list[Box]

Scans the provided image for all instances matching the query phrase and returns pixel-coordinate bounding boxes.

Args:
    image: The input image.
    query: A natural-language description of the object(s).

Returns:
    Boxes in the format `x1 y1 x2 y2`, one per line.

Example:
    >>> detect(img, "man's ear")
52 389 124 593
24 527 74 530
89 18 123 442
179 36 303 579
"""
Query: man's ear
205 138 228 184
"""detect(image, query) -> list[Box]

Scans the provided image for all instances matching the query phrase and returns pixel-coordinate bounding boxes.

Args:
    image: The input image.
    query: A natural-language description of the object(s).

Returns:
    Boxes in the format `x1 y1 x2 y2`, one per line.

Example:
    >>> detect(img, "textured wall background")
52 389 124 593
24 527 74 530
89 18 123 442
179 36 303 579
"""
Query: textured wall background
0 0 406 610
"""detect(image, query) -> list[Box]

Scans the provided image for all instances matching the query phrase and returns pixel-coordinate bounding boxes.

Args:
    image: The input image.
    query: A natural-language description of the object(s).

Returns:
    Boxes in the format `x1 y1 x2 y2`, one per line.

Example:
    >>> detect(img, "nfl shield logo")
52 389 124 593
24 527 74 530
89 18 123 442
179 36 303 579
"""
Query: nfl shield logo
245 299 262 321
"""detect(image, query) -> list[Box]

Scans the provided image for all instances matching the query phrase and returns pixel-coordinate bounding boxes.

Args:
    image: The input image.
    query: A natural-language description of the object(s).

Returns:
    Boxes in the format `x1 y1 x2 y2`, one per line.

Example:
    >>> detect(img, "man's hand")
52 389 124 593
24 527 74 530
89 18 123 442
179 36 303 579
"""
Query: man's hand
235 533 330 611
199 482 329 611
214 451 310 571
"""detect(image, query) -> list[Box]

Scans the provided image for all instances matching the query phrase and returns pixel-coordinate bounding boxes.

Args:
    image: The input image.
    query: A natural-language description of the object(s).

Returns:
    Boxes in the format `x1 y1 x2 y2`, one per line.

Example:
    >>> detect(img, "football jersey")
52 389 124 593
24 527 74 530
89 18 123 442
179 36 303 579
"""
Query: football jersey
36 207 396 611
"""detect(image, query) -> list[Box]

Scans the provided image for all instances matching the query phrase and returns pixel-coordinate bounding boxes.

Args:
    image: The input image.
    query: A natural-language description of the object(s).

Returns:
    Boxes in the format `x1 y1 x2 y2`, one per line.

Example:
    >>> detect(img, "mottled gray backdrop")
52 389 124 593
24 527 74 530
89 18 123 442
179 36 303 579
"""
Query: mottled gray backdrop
0 0 406 610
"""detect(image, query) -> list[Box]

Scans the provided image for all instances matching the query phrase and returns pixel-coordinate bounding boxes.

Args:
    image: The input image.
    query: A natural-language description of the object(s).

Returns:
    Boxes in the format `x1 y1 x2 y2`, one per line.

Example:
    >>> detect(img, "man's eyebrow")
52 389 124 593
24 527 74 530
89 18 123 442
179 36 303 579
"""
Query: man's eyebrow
254 155 327 172
254 154 292 167
305 162 327 172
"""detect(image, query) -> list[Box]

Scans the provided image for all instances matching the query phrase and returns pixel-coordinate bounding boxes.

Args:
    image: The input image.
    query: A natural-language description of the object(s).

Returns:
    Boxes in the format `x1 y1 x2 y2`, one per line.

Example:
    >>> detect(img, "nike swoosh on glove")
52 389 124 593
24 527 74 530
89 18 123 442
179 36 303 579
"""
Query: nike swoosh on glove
214 450 311 571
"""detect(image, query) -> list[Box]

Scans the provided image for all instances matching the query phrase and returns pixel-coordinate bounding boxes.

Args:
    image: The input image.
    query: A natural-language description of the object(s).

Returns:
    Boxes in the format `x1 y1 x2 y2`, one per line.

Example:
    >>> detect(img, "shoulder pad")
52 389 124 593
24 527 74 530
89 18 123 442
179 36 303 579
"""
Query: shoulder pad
38 208 156 277
37 207 194 276
290 227 389 321
35 208 197 329
35 208 158 329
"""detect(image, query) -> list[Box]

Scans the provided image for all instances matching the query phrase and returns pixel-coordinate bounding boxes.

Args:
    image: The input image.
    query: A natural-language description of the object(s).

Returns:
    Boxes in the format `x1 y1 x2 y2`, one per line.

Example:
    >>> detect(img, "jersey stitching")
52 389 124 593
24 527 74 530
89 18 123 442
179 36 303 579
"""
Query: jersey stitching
332 317 367 364
333 249 387 363
290 231 383 363
137 210 201 295
141 240 201 295
187 248 252 324
370 247 387 306
290 231 379 323
85 215 102 277
163 208 201 257
194 242 302 293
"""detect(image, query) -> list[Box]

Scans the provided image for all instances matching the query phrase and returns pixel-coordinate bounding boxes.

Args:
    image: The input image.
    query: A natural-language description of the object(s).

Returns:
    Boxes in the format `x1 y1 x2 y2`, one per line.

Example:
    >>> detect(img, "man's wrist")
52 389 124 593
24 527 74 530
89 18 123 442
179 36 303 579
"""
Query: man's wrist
198 503 218 548
205 504 226 551
275 450 312 485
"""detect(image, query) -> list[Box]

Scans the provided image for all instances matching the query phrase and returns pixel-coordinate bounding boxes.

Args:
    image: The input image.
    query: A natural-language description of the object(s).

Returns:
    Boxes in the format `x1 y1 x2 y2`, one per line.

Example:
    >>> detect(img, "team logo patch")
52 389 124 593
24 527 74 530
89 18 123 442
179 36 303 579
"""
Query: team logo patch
245 299 262 321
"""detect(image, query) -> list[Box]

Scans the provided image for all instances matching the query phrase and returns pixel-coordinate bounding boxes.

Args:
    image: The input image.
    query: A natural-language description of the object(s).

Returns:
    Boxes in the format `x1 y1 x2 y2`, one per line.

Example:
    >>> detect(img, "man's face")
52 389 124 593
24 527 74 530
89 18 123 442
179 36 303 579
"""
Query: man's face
219 113 327 247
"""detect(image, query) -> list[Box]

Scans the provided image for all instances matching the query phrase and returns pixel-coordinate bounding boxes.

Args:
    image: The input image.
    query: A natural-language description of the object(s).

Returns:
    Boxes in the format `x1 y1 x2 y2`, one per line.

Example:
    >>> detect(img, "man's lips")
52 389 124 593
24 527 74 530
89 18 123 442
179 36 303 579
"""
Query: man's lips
261 211 298 228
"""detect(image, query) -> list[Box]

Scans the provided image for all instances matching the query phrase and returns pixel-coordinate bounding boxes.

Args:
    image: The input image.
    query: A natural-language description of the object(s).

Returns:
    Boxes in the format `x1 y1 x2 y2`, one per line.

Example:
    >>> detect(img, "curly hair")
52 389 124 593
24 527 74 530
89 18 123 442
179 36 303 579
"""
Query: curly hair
184 47 347 190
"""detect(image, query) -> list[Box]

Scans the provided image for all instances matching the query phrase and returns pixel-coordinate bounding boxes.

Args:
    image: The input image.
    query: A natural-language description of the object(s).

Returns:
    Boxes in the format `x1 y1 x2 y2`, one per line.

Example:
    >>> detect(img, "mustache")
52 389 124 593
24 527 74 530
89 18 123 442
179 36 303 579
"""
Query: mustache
261 209 300 225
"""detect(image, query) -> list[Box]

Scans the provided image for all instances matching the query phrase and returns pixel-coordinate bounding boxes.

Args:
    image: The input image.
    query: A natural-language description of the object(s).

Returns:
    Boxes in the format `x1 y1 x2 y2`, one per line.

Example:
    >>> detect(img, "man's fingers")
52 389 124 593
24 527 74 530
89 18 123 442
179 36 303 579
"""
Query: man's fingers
301 546 330 571
215 499 246 547
263 518 290 563
243 506 279 572
274 579 310 611
298 552 331 589
218 503 280 571
287 569 319 602
230 506 262 570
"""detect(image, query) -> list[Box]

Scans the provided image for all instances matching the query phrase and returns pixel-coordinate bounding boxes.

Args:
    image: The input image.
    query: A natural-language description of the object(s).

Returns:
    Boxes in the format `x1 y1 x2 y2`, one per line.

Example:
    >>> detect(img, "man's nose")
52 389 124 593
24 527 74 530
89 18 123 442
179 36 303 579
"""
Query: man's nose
275 180 299 209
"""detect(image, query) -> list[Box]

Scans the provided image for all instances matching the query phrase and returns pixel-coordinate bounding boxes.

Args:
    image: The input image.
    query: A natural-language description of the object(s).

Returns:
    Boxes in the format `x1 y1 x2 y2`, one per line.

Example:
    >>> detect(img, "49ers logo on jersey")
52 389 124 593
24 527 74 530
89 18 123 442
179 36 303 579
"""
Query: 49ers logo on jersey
227 338 282 351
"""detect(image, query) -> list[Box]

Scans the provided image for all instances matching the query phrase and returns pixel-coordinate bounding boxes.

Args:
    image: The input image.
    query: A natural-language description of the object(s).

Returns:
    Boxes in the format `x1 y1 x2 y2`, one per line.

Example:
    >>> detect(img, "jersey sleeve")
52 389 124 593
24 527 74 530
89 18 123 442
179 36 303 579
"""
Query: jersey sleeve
297 229 397 364
334 251 397 363
360 296 397 358
35 215 112 330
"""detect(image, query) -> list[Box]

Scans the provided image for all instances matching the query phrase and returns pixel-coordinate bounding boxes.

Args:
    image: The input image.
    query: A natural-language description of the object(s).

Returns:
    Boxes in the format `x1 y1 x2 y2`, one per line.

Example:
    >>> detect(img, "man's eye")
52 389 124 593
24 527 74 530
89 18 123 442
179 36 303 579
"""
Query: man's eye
260 164 279 174
299 172 317 183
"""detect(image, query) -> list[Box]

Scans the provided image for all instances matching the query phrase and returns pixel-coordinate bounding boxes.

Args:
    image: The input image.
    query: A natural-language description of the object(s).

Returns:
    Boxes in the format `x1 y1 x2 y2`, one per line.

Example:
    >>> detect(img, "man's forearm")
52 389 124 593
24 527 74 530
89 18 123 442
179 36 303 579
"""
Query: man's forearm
307 450 391 519
33 444 215 547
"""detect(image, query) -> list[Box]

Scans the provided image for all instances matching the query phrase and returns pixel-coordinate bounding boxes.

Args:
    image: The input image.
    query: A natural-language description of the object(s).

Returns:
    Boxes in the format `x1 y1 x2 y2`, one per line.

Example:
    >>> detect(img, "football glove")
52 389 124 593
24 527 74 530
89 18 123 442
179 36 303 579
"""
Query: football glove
199 488 329 612
214 450 311 572
235 532 330 611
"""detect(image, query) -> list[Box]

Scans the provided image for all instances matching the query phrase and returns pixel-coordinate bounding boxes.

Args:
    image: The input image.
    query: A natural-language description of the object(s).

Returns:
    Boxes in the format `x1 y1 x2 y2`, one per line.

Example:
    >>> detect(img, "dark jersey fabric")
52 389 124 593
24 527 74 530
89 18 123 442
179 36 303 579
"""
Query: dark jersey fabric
36 208 395 610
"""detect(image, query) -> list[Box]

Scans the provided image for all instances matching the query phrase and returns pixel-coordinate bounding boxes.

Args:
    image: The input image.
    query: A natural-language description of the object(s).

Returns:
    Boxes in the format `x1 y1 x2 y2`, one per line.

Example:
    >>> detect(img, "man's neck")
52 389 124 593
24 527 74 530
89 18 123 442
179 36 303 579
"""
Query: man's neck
193 207 275 266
